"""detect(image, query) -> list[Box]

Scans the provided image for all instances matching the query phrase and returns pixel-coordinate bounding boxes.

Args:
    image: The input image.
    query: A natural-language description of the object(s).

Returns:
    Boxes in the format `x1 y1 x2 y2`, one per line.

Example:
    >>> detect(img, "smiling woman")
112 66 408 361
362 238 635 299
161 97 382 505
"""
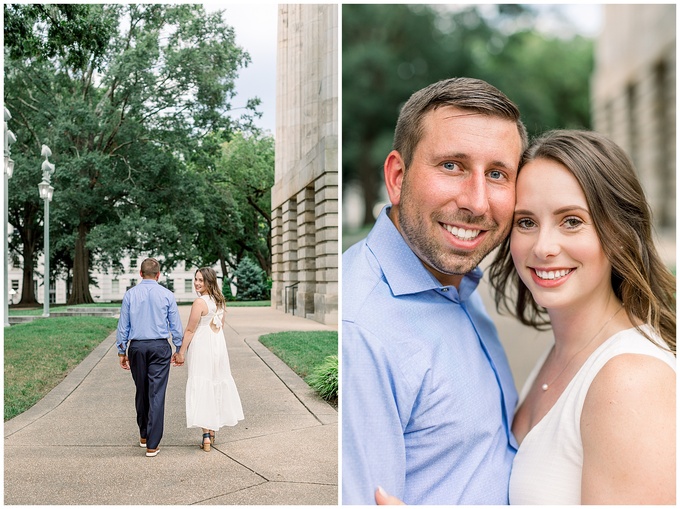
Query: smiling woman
488 129 676 505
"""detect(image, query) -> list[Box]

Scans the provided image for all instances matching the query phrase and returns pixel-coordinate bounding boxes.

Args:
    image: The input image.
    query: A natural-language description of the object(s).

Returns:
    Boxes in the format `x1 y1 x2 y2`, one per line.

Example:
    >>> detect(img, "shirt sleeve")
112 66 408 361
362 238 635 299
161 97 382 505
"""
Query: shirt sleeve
116 293 131 355
166 296 184 353
342 322 408 504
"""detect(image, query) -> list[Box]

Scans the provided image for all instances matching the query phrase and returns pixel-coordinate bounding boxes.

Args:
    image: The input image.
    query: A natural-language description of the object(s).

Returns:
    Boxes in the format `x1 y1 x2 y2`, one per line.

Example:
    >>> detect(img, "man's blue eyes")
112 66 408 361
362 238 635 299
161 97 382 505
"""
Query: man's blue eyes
441 163 504 180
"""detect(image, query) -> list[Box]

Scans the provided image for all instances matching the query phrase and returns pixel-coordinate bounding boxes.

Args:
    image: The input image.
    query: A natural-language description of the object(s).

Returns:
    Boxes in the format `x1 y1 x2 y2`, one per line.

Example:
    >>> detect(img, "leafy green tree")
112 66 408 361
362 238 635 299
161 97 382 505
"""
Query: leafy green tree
5 4 119 304
4 4 259 304
215 131 274 275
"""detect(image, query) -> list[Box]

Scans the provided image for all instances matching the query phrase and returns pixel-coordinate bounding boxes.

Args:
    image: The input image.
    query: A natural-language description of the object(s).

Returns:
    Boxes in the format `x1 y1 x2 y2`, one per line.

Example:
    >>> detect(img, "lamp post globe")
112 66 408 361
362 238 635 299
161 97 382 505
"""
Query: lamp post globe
38 145 55 318
4 106 16 327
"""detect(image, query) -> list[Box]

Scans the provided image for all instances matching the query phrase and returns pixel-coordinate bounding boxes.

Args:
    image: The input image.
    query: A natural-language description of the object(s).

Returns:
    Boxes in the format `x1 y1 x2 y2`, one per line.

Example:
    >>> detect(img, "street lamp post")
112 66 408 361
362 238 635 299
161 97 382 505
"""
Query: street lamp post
4 107 16 327
38 145 55 318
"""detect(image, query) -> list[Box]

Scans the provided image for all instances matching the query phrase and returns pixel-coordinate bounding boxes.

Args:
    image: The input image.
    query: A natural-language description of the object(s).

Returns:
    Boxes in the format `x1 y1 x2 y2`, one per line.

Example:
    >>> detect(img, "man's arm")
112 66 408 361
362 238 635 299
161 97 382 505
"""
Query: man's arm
116 293 131 370
342 323 408 504
166 296 184 353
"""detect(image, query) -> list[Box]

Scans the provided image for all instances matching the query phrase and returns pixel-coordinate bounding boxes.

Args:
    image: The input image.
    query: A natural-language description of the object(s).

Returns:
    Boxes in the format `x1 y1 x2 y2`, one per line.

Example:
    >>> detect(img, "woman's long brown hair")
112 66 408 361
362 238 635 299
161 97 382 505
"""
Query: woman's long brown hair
489 130 675 353
196 267 227 311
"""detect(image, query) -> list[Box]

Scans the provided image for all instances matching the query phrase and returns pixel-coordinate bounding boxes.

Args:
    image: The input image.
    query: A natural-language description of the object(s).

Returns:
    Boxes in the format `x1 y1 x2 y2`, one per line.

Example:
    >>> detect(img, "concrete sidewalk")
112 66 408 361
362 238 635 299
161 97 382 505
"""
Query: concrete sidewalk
4 305 338 505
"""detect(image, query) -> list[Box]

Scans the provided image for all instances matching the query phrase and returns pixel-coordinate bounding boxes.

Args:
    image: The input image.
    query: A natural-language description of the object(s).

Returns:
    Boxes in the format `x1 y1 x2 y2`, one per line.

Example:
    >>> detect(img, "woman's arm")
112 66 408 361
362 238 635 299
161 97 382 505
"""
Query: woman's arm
176 298 208 359
581 354 676 504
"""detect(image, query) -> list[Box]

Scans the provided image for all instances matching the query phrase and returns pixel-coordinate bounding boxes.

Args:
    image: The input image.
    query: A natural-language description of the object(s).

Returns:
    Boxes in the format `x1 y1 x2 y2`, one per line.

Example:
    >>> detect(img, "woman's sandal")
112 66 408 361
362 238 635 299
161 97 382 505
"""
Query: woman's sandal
210 431 215 445
200 433 211 452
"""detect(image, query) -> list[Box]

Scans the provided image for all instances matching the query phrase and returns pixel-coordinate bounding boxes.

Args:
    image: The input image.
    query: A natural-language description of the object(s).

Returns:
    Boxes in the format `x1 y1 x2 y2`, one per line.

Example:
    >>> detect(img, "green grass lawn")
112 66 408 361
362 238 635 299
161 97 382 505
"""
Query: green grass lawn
225 300 271 307
259 330 338 380
12 301 272 315
4 317 119 421
9 303 120 316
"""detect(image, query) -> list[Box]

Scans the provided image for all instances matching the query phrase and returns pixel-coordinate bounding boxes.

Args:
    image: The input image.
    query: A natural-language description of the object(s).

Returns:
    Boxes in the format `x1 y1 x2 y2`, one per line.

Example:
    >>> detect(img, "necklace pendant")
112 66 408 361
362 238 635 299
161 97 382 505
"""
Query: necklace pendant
541 383 549 391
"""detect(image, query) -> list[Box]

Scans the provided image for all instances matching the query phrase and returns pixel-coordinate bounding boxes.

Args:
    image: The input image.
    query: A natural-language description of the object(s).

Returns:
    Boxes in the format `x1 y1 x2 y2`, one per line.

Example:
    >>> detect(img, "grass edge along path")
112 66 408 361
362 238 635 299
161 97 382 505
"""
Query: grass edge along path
10 300 272 316
4 316 119 421
259 330 338 402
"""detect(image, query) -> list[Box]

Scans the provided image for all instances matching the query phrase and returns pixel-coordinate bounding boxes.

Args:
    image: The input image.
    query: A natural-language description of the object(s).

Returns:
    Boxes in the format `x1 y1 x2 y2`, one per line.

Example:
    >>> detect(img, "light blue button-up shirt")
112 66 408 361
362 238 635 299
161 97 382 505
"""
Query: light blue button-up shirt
116 279 184 354
342 208 518 505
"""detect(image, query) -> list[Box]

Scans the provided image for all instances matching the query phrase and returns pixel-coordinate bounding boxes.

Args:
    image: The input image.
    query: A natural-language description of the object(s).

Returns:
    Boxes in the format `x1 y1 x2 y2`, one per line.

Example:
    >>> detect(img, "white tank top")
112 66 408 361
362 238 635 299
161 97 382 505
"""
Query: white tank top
509 326 675 504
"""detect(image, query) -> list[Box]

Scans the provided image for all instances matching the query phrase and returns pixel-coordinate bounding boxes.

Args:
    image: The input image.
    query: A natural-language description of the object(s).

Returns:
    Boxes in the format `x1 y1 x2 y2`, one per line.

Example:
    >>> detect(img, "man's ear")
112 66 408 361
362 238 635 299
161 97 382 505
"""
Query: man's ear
384 150 406 206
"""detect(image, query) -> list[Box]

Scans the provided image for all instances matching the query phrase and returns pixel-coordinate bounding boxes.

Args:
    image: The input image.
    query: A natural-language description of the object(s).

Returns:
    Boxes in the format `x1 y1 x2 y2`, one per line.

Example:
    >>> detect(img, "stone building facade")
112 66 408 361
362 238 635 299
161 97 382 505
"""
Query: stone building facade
591 4 676 233
271 5 338 325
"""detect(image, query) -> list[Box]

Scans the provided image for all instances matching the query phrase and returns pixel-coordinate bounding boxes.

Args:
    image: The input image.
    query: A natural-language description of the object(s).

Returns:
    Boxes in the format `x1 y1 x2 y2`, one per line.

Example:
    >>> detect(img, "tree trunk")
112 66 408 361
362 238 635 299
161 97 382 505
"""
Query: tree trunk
219 256 228 281
19 241 38 305
67 223 94 304
359 141 380 226
17 208 39 306
254 249 270 277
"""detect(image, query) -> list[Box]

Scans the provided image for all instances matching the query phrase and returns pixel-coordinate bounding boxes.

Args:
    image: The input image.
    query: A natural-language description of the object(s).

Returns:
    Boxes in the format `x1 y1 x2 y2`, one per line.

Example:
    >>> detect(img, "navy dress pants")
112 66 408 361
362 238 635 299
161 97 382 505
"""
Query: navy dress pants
128 339 172 450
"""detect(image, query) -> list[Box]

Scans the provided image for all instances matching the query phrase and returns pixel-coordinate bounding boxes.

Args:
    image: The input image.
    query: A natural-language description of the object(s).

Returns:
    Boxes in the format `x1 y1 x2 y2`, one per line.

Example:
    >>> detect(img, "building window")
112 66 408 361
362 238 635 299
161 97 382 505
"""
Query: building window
166 279 175 292
185 279 193 293
130 256 138 270
112 279 120 295
129 278 137 288
11 280 19 291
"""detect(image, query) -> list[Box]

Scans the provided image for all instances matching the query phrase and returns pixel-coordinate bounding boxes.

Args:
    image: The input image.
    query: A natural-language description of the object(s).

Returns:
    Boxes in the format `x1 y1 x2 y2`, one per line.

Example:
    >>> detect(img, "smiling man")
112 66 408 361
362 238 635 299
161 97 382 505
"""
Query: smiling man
342 77 528 505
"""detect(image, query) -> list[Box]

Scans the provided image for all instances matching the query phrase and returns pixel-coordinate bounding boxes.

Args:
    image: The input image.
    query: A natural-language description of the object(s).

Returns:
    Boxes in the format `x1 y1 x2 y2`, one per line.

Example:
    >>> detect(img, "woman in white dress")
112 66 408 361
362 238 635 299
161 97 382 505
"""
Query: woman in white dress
376 130 675 504
174 267 244 451
489 130 675 504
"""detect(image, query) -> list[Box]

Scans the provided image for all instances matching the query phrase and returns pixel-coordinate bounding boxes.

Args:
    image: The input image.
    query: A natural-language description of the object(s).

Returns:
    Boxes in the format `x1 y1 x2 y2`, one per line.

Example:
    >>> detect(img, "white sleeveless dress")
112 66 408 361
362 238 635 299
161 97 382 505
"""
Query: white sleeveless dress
185 295 244 430
509 326 675 504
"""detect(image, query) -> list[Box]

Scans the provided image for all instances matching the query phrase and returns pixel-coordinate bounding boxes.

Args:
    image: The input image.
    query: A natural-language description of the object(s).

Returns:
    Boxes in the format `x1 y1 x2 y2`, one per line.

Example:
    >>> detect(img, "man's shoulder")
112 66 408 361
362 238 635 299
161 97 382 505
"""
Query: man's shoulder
342 239 386 319
158 284 178 302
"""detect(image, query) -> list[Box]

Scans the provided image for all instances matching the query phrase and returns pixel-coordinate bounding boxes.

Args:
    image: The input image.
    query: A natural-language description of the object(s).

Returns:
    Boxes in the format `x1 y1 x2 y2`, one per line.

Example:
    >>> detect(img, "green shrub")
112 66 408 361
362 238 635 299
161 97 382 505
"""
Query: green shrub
233 257 269 301
307 354 338 401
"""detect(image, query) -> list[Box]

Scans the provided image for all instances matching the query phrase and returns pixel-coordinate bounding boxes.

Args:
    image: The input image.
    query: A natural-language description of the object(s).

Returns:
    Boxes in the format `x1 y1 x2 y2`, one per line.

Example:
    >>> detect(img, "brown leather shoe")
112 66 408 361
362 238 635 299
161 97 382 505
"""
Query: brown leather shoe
139 438 147 448
146 447 160 457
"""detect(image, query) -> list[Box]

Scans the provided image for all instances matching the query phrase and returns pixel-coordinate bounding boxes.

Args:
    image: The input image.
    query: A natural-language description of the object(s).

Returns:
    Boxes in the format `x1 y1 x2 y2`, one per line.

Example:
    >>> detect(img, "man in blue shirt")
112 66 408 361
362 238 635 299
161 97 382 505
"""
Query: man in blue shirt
342 78 528 504
117 258 184 457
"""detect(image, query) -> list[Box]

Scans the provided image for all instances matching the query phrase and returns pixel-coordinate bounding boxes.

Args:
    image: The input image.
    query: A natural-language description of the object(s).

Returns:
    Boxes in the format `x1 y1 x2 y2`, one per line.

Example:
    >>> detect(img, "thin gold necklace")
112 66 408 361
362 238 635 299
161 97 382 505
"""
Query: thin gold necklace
541 305 623 392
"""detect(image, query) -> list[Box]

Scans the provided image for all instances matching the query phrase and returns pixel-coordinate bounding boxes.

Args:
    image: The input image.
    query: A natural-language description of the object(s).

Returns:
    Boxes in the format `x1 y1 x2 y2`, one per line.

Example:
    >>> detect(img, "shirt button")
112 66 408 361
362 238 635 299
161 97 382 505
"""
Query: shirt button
441 288 449 292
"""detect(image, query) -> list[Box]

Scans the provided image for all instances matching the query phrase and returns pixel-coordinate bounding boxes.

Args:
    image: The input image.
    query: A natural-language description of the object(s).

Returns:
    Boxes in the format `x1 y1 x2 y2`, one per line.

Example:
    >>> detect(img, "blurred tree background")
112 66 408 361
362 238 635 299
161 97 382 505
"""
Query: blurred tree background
342 4 595 248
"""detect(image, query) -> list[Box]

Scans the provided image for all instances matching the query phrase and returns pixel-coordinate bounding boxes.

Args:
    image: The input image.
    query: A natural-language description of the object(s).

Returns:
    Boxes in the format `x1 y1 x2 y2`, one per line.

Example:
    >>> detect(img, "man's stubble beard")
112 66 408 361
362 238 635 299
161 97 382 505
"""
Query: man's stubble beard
396 182 510 278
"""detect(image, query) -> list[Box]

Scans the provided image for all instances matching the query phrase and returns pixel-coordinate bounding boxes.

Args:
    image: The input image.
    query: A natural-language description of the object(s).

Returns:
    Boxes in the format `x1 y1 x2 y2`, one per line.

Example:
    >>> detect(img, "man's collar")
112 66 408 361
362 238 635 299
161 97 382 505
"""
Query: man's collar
366 206 482 299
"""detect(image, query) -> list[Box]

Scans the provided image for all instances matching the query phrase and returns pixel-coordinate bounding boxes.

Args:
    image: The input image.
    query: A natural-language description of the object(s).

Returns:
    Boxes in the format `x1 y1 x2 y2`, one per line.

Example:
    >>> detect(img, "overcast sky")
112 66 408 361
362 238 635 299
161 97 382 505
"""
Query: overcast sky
204 2 278 135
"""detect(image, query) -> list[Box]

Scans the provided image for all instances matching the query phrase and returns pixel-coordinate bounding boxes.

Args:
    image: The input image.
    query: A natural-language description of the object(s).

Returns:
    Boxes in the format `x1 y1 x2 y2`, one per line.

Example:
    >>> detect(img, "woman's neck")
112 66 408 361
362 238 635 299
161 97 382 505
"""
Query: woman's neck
546 292 628 360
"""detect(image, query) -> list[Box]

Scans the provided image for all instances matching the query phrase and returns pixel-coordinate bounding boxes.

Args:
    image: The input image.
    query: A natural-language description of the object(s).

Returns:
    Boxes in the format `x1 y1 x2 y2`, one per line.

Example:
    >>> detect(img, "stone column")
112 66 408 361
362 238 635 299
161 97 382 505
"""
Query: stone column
314 168 338 324
296 186 316 318
271 205 284 309
281 198 298 313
